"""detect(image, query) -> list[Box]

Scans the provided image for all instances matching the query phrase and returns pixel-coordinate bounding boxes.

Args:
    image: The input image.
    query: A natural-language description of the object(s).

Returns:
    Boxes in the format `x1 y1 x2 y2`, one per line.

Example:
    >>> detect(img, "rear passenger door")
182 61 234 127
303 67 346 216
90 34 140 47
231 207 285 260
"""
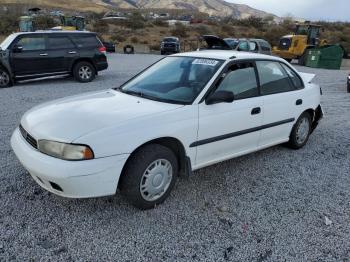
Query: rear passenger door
256 61 305 147
47 35 78 73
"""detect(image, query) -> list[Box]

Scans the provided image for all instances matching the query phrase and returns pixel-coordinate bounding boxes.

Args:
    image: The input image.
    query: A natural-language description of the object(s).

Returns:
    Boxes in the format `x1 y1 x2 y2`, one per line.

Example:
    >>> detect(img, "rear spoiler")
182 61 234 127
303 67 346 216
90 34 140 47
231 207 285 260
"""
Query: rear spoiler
299 72 316 83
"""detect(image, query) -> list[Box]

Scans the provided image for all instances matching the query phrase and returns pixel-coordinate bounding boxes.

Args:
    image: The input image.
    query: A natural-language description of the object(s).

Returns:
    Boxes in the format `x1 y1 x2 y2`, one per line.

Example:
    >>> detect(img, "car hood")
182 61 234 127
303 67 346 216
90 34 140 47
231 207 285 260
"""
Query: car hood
21 90 183 142
201 35 232 50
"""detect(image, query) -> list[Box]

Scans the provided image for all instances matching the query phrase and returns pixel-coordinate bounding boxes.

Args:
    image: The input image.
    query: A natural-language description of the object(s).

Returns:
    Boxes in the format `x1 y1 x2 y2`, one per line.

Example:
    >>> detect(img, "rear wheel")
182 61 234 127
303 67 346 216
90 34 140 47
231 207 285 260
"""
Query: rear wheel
73 62 96 83
119 144 178 209
0 68 11 88
288 112 312 149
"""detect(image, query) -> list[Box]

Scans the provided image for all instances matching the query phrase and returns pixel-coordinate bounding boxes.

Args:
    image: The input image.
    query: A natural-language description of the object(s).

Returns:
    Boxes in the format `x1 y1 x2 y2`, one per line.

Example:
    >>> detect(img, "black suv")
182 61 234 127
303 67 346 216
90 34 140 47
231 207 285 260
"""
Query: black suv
0 31 108 88
160 37 180 55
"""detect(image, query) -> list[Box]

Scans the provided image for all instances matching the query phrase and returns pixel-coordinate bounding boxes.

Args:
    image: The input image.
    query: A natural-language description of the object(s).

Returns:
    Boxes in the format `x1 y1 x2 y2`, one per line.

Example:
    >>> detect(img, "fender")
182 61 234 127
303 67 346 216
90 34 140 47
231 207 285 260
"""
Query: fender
0 49 14 78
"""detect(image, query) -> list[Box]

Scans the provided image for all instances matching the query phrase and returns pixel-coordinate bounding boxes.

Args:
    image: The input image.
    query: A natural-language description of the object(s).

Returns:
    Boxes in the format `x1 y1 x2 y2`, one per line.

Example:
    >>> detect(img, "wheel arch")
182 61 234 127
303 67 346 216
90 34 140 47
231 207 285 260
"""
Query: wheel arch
71 58 97 73
118 137 190 189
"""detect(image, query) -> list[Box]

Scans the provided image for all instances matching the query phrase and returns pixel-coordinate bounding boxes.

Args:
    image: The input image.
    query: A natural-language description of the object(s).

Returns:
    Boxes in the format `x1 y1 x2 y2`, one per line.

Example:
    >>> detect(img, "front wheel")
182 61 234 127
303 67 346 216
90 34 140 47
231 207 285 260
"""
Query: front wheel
0 68 11 88
119 144 178 209
73 62 96 83
287 112 312 149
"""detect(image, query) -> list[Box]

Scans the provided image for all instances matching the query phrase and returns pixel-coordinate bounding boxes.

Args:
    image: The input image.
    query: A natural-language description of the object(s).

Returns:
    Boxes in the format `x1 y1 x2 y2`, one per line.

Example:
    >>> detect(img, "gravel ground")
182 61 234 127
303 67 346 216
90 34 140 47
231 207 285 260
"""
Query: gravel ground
0 54 350 262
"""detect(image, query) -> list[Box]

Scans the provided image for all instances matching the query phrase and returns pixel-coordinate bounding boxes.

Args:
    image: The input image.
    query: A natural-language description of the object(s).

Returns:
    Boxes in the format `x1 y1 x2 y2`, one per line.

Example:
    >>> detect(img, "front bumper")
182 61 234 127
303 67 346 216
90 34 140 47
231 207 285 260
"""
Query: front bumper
11 128 129 198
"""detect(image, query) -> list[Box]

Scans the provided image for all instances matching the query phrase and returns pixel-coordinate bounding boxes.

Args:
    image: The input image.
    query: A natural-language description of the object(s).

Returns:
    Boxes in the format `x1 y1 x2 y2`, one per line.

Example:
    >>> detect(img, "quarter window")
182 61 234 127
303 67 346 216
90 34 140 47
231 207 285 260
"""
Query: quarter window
16 36 45 51
280 63 304 89
71 35 100 48
256 61 295 95
216 62 259 100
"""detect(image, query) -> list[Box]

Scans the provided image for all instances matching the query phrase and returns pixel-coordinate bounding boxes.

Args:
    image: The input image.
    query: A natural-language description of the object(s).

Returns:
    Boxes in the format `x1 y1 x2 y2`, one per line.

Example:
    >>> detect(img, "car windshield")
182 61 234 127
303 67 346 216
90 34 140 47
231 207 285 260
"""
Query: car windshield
163 38 177 43
118 57 224 104
224 39 239 49
0 34 17 50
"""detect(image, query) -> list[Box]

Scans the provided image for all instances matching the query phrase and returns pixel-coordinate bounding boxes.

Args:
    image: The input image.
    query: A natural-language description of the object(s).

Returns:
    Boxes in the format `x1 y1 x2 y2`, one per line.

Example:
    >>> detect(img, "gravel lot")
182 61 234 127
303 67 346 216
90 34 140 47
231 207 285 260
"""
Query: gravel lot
0 54 350 261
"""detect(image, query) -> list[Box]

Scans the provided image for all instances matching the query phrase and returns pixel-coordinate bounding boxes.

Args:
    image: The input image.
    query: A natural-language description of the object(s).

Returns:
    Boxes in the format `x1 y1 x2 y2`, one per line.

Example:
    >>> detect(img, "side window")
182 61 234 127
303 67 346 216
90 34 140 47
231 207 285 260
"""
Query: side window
16 36 45 51
71 35 100 48
256 61 296 95
280 63 304 89
48 36 75 50
249 42 258 52
216 62 259 100
238 41 249 51
259 41 271 52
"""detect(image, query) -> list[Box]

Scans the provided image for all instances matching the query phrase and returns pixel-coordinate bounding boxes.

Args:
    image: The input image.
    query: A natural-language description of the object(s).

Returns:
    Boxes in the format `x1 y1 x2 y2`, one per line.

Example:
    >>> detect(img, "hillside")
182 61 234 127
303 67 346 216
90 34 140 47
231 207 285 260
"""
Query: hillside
0 0 275 18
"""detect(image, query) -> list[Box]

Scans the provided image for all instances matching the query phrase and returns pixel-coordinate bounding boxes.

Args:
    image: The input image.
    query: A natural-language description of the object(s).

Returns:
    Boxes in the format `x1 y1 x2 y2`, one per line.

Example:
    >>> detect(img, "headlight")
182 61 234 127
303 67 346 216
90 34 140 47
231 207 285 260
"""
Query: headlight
38 140 94 161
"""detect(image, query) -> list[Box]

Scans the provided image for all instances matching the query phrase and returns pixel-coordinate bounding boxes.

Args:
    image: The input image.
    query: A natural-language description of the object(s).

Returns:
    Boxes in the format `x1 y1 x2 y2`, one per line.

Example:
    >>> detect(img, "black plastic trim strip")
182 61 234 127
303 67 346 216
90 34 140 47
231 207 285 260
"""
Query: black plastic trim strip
190 118 295 147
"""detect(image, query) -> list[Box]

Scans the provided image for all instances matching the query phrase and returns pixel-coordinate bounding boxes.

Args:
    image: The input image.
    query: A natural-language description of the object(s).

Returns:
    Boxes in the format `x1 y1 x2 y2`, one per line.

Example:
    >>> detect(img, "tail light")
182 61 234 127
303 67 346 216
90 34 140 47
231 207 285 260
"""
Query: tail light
99 46 107 54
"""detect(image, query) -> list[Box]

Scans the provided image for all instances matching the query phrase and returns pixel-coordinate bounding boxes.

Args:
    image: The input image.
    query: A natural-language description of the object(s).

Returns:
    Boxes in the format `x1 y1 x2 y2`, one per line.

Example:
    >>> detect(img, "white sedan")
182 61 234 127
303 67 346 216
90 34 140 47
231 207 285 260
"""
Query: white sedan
11 51 323 209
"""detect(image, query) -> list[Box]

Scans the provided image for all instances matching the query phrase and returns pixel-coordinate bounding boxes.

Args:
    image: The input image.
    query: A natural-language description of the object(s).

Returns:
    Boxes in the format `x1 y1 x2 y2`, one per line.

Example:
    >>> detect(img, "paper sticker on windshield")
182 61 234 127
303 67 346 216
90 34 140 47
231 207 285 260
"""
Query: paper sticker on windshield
192 59 219 67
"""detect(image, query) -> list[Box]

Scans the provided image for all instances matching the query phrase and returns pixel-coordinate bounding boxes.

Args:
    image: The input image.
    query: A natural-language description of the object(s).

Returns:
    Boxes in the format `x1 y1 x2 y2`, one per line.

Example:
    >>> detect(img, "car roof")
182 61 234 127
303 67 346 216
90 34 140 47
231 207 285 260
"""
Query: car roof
172 50 282 61
9 31 94 37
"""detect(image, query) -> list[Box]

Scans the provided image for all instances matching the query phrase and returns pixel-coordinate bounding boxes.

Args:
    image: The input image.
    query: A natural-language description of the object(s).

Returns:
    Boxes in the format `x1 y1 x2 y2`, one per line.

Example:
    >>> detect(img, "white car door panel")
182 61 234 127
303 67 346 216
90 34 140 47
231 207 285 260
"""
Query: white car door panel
195 97 263 167
256 61 306 146
194 61 263 168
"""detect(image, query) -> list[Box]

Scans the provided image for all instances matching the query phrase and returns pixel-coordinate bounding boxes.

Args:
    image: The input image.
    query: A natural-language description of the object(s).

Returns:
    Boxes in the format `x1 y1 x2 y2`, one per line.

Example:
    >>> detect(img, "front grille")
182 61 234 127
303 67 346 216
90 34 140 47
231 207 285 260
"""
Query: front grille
279 38 291 50
19 125 38 149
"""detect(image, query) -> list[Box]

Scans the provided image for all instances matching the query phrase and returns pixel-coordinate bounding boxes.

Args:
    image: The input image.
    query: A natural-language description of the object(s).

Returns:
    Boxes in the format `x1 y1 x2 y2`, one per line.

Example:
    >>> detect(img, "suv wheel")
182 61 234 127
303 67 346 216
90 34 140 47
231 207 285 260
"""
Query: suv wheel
119 144 178 210
288 112 312 149
0 68 11 88
73 62 96 83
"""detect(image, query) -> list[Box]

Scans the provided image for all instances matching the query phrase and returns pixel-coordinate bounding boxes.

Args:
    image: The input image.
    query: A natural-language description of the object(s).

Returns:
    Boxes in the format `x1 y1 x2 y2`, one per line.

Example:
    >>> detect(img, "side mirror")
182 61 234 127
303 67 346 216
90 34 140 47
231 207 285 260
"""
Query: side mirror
12 45 23 53
206 90 234 105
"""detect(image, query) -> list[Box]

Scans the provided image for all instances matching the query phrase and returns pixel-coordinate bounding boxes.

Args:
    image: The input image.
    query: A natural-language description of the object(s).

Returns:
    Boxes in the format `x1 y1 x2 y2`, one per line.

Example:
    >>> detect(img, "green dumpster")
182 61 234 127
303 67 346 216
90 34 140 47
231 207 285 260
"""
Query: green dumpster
306 45 344 70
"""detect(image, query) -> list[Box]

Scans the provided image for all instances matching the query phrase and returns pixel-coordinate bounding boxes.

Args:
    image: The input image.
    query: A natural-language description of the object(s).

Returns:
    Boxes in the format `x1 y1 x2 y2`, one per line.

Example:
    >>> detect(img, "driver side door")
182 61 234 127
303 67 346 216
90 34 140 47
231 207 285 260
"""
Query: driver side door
194 61 263 168
10 34 50 76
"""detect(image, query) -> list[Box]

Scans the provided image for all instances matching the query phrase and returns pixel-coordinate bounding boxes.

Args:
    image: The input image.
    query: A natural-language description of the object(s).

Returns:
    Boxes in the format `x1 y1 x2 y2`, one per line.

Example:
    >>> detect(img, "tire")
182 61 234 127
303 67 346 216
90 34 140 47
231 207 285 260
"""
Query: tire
73 62 96 83
285 58 292 63
298 50 310 66
0 67 11 88
347 84 350 93
123 45 134 54
287 112 312 149
119 144 178 210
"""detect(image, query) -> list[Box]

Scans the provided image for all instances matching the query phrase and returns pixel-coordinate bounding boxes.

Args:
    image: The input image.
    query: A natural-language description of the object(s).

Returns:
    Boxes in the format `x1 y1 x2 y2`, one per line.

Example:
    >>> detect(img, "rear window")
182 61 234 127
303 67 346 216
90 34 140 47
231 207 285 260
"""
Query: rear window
259 41 271 51
48 36 75 50
71 34 101 48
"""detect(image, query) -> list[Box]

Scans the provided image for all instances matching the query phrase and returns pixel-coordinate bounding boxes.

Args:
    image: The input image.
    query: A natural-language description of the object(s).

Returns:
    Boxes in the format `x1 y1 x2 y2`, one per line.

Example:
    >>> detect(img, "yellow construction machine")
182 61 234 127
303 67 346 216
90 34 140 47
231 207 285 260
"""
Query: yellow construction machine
273 23 328 65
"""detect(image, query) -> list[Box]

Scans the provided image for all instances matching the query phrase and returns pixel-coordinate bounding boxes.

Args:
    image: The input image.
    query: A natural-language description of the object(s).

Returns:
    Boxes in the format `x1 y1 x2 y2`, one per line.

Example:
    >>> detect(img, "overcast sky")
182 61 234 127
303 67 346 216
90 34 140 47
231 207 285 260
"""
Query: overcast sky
227 0 348 21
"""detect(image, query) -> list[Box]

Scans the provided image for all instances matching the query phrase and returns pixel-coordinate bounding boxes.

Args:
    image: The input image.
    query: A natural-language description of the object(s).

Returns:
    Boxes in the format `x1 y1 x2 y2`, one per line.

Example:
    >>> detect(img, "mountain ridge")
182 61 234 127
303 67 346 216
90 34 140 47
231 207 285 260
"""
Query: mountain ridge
0 0 276 18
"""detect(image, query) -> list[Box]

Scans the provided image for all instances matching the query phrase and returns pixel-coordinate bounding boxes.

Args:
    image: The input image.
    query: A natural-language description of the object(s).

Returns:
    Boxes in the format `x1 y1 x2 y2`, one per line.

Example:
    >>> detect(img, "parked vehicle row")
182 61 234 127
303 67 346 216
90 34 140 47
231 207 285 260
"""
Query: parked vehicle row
200 35 272 55
0 31 108 88
11 50 323 209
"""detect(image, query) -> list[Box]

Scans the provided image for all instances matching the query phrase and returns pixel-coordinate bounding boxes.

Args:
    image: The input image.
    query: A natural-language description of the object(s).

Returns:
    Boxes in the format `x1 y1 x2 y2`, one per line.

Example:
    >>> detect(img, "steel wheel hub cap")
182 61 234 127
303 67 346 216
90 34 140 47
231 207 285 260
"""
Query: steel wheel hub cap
140 159 173 202
79 66 92 79
296 118 310 144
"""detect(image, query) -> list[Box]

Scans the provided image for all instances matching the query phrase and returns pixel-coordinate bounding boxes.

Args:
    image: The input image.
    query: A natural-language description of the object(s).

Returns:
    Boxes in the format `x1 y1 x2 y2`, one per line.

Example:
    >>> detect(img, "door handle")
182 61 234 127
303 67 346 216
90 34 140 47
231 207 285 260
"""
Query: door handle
251 107 261 115
68 51 77 54
296 99 303 105
39 53 48 56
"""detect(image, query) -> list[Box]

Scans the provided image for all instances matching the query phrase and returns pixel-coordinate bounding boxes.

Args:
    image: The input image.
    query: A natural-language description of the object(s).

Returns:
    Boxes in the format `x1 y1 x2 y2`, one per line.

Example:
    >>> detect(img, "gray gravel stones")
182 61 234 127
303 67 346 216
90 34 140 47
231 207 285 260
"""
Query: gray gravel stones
0 54 350 261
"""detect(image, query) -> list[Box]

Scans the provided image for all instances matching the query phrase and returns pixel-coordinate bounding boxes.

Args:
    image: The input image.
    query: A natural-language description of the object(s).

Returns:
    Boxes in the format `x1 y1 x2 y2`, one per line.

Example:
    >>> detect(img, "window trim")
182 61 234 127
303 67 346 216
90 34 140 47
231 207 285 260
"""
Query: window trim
199 58 305 103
